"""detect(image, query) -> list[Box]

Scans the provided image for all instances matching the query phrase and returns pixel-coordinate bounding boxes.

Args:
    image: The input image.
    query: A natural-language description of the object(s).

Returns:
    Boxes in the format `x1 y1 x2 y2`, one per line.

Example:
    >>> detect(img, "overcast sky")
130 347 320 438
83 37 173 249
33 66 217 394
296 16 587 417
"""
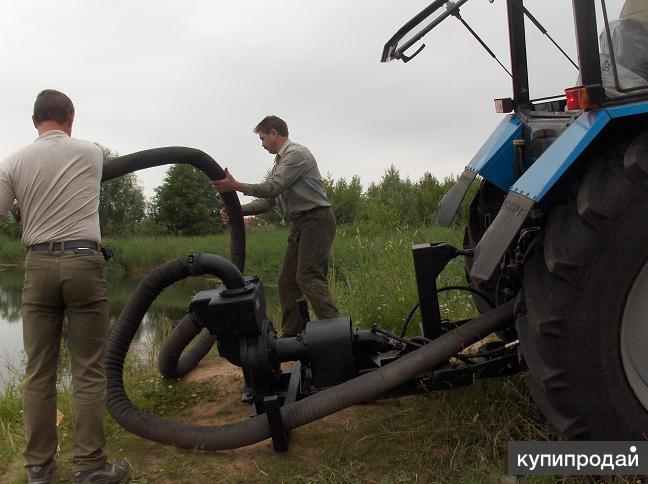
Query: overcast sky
0 0 625 199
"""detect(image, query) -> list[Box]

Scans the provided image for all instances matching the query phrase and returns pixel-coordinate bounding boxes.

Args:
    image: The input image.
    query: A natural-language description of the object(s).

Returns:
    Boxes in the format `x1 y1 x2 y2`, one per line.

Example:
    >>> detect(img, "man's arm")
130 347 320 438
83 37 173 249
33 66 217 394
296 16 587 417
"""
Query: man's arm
213 170 277 224
0 163 15 219
242 151 311 199
219 197 275 225
212 150 312 198
242 197 276 216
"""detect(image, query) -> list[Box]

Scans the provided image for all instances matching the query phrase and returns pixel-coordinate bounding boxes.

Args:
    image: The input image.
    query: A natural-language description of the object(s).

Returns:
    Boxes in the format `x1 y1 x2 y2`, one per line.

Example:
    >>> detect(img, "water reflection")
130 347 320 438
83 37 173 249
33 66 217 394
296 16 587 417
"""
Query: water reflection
0 268 280 389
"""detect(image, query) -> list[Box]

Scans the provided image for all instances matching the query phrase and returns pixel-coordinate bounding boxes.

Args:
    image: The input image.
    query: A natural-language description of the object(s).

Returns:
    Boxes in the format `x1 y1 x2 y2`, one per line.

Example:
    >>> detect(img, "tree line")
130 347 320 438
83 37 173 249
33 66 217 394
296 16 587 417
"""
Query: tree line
1 147 477 238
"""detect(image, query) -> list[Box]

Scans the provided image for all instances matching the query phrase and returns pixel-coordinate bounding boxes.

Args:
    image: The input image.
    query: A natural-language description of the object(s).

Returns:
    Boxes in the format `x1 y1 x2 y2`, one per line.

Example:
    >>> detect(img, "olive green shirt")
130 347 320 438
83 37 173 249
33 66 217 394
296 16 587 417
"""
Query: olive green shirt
241 140 331 220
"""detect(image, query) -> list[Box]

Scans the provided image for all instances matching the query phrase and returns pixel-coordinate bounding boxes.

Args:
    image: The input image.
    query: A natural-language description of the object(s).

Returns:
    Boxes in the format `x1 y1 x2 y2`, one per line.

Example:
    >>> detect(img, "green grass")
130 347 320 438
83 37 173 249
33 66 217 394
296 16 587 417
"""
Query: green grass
0 374 24 468
1 226 638 482
0 224 467 335
330 223 472 333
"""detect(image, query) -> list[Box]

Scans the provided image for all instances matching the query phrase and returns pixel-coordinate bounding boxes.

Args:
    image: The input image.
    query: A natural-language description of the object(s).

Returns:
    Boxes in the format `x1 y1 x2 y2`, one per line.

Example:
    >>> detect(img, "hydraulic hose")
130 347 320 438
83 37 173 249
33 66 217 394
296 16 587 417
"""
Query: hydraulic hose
102 147 246 378
106 255 515 451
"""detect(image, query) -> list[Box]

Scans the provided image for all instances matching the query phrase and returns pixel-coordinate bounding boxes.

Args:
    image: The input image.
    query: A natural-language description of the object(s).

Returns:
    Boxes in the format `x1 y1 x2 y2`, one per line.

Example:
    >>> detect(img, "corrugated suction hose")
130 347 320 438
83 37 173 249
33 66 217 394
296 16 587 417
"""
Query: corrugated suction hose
105 252 515 451
102 147 245 378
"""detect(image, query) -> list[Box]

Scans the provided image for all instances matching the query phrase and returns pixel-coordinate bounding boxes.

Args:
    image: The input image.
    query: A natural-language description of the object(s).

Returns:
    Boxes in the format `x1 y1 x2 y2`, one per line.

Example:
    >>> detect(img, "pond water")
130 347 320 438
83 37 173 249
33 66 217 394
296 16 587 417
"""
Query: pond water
0 268 280 390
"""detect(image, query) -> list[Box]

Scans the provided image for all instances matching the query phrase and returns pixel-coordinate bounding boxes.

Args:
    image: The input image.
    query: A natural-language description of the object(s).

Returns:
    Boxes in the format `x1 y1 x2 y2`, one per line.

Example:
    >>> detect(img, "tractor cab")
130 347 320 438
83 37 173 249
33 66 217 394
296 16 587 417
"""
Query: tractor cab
382 0 648 111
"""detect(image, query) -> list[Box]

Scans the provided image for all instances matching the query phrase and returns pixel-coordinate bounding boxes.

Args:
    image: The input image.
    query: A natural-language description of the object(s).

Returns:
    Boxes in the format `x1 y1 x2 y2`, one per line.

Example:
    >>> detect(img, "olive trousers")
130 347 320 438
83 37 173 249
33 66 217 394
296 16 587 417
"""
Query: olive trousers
21 251 109 471
279 206 340 336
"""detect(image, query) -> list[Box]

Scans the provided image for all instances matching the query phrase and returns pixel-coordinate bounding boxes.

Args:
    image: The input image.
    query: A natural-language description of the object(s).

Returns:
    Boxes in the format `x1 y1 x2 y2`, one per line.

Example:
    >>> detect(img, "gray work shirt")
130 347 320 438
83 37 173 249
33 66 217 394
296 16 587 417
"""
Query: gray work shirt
241 140 331 221
0 130 102 247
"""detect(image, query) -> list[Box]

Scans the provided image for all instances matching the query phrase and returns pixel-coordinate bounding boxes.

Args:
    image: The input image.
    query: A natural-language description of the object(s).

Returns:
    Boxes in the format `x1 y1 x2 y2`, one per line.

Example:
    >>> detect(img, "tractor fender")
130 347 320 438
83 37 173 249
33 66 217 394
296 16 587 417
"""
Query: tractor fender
436 115 522 226
470 100 648 282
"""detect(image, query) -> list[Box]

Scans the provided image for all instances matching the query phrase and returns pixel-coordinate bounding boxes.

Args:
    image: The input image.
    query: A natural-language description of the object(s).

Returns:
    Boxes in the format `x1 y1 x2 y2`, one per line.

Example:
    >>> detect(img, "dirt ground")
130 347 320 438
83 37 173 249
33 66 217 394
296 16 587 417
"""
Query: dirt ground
122 356 394 483
2 354 548 483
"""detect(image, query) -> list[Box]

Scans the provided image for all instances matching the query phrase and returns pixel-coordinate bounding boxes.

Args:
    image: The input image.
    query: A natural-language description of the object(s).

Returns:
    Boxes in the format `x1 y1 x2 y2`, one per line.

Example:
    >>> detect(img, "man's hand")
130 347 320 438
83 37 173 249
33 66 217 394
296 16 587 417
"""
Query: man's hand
219 207 230 225
9 202 21 223
211 168 242 193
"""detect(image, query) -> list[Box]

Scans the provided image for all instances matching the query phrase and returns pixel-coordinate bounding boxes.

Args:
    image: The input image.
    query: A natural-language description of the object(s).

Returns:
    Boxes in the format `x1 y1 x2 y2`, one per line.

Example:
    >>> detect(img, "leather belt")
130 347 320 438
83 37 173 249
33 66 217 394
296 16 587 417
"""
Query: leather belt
28 240 100 252
294 205 330 218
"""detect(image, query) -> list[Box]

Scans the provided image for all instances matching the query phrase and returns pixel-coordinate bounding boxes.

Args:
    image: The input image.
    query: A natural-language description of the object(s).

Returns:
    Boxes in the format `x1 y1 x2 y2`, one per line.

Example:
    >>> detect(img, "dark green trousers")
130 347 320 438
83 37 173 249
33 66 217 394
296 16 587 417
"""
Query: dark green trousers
279 206 339 335
21 251 109 471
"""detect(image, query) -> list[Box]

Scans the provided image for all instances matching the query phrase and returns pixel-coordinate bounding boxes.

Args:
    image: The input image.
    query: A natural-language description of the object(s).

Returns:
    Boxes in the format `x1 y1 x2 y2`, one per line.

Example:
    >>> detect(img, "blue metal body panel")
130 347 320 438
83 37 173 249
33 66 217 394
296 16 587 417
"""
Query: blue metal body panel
510 110 609 200
608 101 648 119
471 99 648 281
436 100 647 233
466 115 523 192
511 100 648 201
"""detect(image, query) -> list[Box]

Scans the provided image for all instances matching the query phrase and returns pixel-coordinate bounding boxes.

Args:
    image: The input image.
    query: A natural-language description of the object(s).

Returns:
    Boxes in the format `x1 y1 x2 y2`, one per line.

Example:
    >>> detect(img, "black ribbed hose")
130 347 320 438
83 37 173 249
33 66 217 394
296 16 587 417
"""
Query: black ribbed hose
106 256 515 452
102 147 246 378
102 147 245 270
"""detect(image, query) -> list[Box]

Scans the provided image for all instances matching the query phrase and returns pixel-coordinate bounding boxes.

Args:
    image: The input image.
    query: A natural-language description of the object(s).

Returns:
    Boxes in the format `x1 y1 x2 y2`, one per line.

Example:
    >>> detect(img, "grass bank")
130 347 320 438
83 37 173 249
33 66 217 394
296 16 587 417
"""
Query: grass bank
1 225 625 482
0 224 467 334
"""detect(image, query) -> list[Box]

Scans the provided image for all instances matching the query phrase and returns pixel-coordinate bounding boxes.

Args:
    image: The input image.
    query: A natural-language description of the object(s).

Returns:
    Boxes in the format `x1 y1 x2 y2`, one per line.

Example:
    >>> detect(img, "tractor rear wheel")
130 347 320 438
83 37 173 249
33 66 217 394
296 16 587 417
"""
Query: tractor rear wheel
517 129 648 439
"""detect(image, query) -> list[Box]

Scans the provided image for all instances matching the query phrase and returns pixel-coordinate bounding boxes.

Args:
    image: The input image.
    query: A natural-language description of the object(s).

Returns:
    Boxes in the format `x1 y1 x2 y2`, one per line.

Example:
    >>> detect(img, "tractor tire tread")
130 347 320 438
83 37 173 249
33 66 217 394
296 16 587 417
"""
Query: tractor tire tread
518 126 648 439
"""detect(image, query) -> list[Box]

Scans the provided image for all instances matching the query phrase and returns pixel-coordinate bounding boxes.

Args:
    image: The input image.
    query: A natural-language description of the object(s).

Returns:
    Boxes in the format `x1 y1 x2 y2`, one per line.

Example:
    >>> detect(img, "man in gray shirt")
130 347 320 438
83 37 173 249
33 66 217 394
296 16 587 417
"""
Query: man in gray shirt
213 115 339 336
0 90 129 484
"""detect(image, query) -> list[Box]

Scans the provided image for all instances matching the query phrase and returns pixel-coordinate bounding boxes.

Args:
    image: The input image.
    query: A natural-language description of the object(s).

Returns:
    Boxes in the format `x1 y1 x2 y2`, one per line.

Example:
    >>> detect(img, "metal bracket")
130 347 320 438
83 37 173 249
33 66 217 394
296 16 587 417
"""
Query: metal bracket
412 243 460 339
285 360 302 405
264 395 290 452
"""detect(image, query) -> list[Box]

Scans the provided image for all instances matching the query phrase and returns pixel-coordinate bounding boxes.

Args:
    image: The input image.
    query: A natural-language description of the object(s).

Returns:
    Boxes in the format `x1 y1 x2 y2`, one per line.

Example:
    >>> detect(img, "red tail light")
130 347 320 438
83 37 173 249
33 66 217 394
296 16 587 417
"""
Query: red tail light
565 86 596 110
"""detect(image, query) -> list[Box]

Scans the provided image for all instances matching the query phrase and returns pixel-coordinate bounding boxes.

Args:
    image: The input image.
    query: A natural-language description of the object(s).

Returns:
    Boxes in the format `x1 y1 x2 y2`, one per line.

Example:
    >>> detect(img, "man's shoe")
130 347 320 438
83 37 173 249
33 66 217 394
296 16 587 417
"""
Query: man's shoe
72 460 130 484
27 460 57 484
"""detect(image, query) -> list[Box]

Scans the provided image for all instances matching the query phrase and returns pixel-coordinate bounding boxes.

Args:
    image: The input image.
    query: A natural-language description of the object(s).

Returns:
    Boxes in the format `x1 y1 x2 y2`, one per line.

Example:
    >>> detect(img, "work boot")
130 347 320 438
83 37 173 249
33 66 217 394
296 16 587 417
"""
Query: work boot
27 460 57 484
72 460 130 483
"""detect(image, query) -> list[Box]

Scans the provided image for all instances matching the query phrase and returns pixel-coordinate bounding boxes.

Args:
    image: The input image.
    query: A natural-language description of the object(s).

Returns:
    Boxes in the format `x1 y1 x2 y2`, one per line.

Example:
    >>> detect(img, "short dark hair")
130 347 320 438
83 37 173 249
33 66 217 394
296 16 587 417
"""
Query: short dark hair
253 115 289 137
33 89 74 125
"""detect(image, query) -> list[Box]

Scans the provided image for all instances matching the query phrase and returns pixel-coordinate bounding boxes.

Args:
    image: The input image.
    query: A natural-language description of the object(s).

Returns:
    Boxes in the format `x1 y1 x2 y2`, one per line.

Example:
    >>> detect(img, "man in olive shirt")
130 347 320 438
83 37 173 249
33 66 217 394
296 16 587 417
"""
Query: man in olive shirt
213 115 339 336
0 90 129 483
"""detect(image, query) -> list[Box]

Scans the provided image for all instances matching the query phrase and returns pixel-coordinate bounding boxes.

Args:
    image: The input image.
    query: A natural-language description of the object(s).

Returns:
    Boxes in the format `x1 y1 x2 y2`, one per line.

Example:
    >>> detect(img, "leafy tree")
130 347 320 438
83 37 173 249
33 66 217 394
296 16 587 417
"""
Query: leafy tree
99 173 147 236
150 164 224 236
365 165 417 227
413 172 446 226
99 146 147 236
323 174 365 225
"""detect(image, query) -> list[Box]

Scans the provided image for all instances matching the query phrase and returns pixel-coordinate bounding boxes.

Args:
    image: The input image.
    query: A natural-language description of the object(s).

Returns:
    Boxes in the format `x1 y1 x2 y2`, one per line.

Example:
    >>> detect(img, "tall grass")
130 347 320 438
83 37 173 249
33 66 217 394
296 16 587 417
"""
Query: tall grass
0 222 477 356
0 317 177 473
331 223 473 333
0 368 24 468
103 224 474 333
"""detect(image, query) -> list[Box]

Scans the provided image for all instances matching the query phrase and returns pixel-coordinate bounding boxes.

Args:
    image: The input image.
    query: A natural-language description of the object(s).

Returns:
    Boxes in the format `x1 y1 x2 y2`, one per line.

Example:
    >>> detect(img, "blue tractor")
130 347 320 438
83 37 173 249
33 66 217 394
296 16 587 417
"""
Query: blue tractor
382 0 648 440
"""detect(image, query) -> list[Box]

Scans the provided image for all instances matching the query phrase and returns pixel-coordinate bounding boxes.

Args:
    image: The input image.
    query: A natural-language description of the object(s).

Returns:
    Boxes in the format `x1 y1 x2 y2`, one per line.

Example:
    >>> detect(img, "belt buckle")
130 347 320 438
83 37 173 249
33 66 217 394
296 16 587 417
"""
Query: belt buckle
48 241 63 252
